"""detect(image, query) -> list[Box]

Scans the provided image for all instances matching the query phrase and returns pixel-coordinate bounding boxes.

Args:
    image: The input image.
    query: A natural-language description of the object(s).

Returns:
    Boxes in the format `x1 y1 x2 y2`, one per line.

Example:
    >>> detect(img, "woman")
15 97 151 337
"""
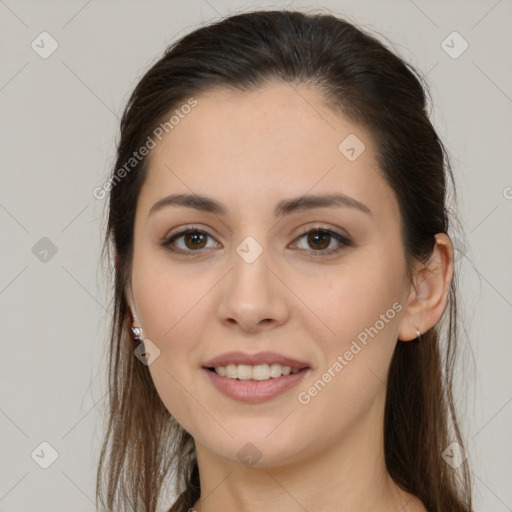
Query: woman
97 9 473 512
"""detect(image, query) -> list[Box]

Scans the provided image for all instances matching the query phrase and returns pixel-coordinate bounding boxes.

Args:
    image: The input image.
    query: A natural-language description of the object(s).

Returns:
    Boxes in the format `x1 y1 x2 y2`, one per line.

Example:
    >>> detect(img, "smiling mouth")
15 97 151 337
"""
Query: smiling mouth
205 364 309 381
202 364 311 403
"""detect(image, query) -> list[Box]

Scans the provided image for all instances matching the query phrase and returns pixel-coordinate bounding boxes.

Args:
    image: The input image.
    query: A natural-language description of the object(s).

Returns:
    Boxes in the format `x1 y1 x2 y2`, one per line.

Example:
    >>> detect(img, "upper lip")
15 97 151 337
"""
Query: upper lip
202 351 311 370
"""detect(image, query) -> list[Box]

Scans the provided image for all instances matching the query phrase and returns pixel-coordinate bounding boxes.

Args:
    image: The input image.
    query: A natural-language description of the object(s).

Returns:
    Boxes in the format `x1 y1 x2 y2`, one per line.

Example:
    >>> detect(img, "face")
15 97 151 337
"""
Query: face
128 82 413 467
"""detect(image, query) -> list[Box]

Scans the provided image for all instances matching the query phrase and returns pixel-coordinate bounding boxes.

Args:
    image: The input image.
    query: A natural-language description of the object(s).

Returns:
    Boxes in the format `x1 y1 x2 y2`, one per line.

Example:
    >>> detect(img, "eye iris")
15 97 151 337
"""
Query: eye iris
308 231 330 250
185 232 207 250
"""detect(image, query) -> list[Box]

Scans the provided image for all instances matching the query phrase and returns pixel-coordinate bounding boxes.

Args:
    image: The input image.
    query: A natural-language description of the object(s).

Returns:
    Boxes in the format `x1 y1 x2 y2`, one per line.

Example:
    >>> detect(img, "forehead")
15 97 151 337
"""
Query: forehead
140 82 396 223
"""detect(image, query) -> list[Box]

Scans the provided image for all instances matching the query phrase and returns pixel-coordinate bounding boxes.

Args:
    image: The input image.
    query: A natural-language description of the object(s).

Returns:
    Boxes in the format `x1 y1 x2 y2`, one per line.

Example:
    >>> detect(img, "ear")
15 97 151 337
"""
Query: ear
115 251 140 326
124 280 140 328
397 233 454 341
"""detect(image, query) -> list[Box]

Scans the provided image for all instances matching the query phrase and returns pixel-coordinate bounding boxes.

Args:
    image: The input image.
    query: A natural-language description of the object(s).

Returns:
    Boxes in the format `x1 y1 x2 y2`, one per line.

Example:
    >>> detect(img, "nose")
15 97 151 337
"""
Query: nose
215 244 290 334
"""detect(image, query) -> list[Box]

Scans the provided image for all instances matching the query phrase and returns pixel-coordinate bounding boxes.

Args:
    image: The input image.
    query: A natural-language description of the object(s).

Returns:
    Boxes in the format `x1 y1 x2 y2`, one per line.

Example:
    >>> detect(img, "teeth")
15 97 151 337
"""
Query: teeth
214 363 301 380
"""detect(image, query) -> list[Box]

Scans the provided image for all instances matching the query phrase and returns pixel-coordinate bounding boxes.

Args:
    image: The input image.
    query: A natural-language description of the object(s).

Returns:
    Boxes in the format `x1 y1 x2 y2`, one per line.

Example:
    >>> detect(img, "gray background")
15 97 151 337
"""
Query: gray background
0 0 511 510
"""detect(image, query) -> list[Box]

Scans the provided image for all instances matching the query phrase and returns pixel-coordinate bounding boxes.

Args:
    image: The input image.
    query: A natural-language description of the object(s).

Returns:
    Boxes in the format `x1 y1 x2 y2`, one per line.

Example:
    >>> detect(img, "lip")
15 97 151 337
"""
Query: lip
202 351 311 371
203 367 311 403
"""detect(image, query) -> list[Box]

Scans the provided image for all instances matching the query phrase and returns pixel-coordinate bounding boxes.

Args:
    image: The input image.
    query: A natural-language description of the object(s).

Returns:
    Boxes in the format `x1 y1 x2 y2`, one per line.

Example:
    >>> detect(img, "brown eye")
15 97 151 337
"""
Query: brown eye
294 227 351 256
162 229 218 253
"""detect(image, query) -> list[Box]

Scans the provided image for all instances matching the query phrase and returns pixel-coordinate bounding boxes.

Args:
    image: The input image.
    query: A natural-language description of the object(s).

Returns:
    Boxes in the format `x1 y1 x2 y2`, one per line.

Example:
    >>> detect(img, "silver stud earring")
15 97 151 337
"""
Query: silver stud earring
416 328 421 341
131 315 144 342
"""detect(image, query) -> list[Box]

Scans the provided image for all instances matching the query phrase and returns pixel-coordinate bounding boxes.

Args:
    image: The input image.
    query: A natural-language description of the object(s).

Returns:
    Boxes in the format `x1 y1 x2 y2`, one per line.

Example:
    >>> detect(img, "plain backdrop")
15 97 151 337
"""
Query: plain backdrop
0 0 511 511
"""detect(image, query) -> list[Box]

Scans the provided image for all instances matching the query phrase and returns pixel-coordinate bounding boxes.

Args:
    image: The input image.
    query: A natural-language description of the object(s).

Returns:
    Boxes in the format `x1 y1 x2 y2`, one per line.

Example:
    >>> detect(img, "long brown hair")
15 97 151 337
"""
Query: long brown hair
97 9 473 512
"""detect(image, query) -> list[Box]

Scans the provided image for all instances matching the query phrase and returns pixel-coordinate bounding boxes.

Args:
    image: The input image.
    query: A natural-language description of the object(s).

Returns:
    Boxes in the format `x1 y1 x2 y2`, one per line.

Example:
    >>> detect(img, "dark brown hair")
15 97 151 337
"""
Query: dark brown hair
97 9 472 512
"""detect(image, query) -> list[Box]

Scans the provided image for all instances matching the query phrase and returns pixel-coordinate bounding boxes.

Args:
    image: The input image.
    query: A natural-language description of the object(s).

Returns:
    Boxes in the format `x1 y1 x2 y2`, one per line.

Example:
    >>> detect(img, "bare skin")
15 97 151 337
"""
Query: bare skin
127 81 453 512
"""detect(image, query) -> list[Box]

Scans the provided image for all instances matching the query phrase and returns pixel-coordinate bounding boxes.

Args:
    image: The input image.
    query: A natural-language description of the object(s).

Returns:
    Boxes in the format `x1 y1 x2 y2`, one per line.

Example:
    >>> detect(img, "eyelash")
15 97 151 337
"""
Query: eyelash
160 225 352 257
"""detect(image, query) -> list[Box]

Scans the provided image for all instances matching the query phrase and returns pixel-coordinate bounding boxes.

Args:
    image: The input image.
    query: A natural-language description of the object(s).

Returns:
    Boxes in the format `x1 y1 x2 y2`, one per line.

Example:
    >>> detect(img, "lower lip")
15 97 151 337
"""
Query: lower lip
202 367 310 404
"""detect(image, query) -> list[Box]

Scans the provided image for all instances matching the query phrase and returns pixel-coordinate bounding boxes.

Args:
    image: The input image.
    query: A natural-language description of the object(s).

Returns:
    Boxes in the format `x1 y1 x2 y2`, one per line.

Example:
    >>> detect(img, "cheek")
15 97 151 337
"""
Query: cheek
132 248 210 341
297 258 404 347
294 252 405 402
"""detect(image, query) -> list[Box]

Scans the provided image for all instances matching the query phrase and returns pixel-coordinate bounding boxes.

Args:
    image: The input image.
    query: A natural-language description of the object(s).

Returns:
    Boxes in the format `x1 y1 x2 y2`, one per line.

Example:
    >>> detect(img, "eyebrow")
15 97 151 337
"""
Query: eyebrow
148 192 372 218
